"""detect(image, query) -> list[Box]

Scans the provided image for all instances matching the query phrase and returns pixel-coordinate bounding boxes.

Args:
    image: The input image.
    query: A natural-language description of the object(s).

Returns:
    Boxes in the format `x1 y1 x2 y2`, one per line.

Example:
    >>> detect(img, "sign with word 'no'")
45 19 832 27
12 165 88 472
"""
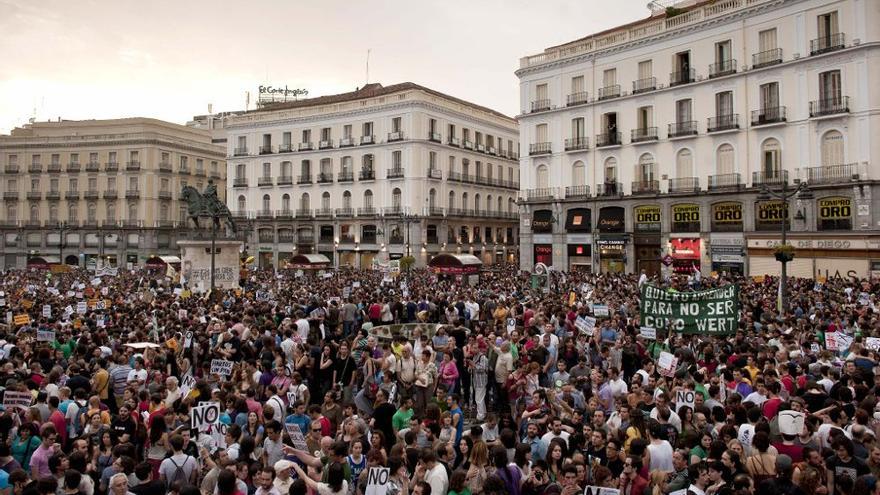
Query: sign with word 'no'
640 284 739 334
365 467 391 495
675 389 696 411
190 402 220 431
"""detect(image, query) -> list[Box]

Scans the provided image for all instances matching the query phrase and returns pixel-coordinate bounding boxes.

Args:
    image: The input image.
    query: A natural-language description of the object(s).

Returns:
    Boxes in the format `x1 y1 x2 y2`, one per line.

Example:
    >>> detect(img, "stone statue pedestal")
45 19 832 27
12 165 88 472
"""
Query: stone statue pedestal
178 240 242 292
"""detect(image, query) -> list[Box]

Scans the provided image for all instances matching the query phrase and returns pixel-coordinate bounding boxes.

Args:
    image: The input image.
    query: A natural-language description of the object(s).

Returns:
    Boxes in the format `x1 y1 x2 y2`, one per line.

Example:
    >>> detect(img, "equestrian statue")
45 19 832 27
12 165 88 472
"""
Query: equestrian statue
180 180 237 235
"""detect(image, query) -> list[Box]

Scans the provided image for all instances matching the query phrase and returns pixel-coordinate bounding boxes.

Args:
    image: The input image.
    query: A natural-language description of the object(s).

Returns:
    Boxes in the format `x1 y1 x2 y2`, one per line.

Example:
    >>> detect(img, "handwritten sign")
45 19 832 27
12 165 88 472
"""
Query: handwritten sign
13 314 30 326
639 326 657 340
576 316 596 334
191 403 220 431
592 304 610 317
365 467 390 495
2 391 33 411
76 301 87 315
37 330 56 342
778 410 805 436
658 351 678 378
284 423 308 451
42 305 51 318
675 389 696 411
865 337 880 352
210 359 233 376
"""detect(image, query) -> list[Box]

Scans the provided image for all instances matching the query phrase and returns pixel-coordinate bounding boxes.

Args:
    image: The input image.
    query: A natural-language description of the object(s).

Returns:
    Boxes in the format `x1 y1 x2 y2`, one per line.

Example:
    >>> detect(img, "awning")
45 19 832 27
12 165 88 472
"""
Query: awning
146 256 181 265
428 253 483 274
28 256 61 264
285 253 331 269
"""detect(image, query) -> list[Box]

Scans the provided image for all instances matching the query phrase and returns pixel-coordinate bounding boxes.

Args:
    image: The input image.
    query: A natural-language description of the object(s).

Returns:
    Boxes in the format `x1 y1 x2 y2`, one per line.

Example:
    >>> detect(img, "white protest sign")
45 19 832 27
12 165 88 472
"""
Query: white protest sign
36 330 56 342
592 304 610 317
342 286 351 299
810 343 821 353
825 332 840 351
210 359 234 376
4 311 10 324
64 306 74 317
658 351 678 377
190 402 221 431
675 389 696 411
778 410 805 436
364 467 390 495
2 391 34 411
179 374 196 399
76 301 87 315
285 423 309 451
42 305 51 318
865 337 880 352
575 316 596 334
583 486 620 495
90 278 102 286
101 287 109 296
858 292 870 306
639 327 657 340
506 318 516 332
184 331 193 349
0 299 6 307
178 309 188 320
210 422 228 449
97 317 105 328
352 281 361 288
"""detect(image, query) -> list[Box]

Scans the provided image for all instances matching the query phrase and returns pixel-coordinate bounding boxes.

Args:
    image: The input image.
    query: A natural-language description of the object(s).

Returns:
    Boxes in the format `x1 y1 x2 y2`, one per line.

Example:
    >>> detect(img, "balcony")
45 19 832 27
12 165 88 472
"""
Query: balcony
707 114 739 133
428 168 442 180
804 163 859 184
529 142 552 156
597 84 621 100
810 97 849 117
66 162 81 172
195 168 206 177
65 191 80 200
387 168 404 179
85 190 100 199
259 145 274 155
317 173 334 183
258 232 275 243
298 142 313 151
428 132 441 142
28 164 41 173
298 233 315 244
530 99 551 112
426 207 445 217
811 33 845 55
337 234 355 244
276 175 293 186
427 235 440 244
668 121 698 138
631 77 656 94
125 190 140 199
4 164 18 173
278 232 295 243
3 192 18 200
752 170 788 187
278 143 293 153
337 172 354 182
462 140 474 150
48 164 62 173
319 140 334 149
387 132 404 142
297 175 313 184
26 191 41 200
360 135 375 145
276 209 293 219
45 191 60 200
566 92 589 106
233 147 248 156
233 178 248 188
596 132 621 148
668 177 700 194
179 165 190 175
101 190 116 199
295 208 312 218
447 137 460 147
122 220 142 228
709 59 737 78
388 235 404 245
631 180 660 195
565 185 590 199
339 137 355 147
315 208 333 218
597 182 623 197
126 161 140 171
488 146 497 156
85 162 100 172
105 162 118 172
708 173 742 191
475 144 486 153
525 187 555 202
335 207 354 217
565 137 589 151
158 161 173 172
256 210 274 220
383 206 404 217
751 106 787 126
631 127 658 143
258 176 274 187
210 170 221 179
670 68 695 86
357 207 377 216
359 170 375 181
752 48 783 69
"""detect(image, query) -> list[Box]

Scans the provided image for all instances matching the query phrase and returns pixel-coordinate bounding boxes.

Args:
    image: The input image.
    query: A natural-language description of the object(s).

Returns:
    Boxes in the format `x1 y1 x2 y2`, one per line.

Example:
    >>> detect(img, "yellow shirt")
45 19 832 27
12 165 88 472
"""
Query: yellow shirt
94 369 110 400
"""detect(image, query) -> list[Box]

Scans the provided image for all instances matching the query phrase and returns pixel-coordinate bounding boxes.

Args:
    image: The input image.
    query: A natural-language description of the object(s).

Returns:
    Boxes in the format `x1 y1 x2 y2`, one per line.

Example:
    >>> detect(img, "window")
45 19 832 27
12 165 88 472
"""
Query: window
342 191 351 209
68 178 78 192
69 204 79 222
282 194 291 211
448 156 455 174
196 159 203 172
301 160 311 176
127 203 136 221
571 75 584 94
50 178 59 192
637 106 652 129
129 151 138 162
535 83 548 101
263 194 271 211
160 178 169 192
343 125 352 139
486 163 493 179
362 155 373 171
572 161 586 185
448 124 456 139
128 177 137 191
391 117 402 133
603 68 616 87
715 40 731 64
341 157 352 174
29 204 38 223
299 193 310 211
321 192 330 210
363 190 373 208
70 153 79 164
535 124 548 143
638 60 652 80
761 139 782 177
429 152 437 172
320 127 331 141
237 195 246 212
536 164 549 189
236 164 246 179
604 157 617 182
716 144 735 175
6 179 15 192
716 91 733 116
821 130 844 166
282 132 292 145
760 82 779 110
237 136 246 150
448 191 455 210
107 177 115 191
676 99 693 123
571 118 584 138
637 153 656 182
159 203 167 222
759 28 777 52
602 112 618 134
362 122 373 137
474 193 480 213
31 154 39 165
819 70 842 103
262 163 271 178
428 189 436 208
50 204 59 223
89 152 98 163
462 159 470 176
462 193 468 212
51 154 60 165
429 118 437 135
674 51 690 72
302 129 311 143
320 158 332 175
676 149 694 178
475 161 482 179
7 155 16 166
392 151 401 169
30 179 39 191
5 204 15 222
392 188 401 209
818 11 839 39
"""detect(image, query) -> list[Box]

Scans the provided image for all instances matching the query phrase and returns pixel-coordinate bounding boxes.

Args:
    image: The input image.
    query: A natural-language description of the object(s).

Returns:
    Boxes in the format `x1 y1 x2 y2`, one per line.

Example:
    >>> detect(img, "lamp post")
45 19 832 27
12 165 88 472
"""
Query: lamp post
756 180 809 313
402 212 419 271
58 221 67 266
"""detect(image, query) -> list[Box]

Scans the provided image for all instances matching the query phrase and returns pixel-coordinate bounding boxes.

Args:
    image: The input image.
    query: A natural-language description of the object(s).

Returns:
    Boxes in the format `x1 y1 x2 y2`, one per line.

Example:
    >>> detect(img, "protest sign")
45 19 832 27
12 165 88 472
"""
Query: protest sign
97 317 105 328
675 389 696 411
42 305 51 318
191 403 221 431
507 318 516 332
352 281 361 288
342 286 351 299
179 374 196 399
583 487 620 495
658 351 678 377
639 327 657 340
825 332 852 352
865 337 880 351
285 423 309 451
210 359 233 376
778 410 805 436
178 309 188 320
184 331 193 349
592 304 610 317
37 330 55 342
76 301 87 314
3 391 33 411
13 314 30 326
365 468 391 495
575 316 596 334
640 284 739 334
20 299 33 310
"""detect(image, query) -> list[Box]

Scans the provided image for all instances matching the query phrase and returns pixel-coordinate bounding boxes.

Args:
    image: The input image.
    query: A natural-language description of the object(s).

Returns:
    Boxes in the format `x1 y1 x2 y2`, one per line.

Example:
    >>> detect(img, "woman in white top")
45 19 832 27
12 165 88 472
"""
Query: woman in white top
292 461 349 495
644 423 675 474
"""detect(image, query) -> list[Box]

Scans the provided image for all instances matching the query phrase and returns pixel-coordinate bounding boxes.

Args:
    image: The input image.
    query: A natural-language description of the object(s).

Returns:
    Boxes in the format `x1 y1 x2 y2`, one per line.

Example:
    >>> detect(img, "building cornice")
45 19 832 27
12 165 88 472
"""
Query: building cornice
0 137 226 159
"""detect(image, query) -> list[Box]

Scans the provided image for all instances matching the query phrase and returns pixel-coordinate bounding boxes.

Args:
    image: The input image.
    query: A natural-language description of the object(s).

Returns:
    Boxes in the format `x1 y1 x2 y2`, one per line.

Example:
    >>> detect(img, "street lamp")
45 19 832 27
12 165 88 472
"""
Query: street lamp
756 180 809 312
402 212 419 270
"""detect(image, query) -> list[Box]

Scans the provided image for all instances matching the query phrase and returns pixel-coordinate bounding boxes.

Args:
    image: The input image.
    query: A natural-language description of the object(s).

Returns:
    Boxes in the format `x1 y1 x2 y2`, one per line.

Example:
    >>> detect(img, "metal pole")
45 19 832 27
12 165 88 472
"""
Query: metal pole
210 216 216 294
779 182 788 313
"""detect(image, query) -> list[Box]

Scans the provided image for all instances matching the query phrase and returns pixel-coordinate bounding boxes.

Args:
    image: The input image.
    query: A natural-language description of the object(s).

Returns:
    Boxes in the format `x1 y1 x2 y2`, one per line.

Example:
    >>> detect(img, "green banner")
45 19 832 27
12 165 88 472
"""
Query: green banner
640 284 740 334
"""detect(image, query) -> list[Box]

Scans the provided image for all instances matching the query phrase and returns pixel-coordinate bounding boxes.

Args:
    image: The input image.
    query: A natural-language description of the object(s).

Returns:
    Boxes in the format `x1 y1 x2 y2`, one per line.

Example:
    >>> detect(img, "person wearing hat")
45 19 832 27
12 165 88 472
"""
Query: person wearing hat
273 460 294 495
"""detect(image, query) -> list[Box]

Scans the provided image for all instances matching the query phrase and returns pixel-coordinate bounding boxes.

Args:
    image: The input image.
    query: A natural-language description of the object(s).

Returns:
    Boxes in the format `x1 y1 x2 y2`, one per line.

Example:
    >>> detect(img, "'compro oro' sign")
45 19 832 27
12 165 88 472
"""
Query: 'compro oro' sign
640 284 740 334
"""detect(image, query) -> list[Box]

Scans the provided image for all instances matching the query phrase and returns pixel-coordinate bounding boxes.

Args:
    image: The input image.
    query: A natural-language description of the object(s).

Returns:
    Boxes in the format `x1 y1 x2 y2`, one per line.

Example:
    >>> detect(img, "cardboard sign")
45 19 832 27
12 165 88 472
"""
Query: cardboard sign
675 389 696 411
2 391 34 411
365 467 391 495
178 309 188 320
658 351 678 378
191 403 221 431
179 375 196 399
13 314 30 326
592 304 610 317
36 330 55 342
583 486 620 495
778 410 805 436
76 301 87 315
42 305 51 318
575 316 596 334
639 327 657 340
284 423 308 451
864 337 880 352
20 299 33 310
210 359 233 376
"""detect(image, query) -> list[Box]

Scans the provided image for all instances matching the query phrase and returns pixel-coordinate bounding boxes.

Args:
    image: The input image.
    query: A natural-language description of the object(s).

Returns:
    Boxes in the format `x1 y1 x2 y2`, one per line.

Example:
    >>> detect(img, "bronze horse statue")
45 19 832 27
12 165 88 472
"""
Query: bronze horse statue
181 183 237 234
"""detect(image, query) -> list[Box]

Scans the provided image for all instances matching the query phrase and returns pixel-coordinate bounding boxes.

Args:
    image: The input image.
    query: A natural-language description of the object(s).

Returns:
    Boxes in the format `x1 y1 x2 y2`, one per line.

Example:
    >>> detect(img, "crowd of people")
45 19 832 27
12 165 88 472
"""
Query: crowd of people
0 263 879 495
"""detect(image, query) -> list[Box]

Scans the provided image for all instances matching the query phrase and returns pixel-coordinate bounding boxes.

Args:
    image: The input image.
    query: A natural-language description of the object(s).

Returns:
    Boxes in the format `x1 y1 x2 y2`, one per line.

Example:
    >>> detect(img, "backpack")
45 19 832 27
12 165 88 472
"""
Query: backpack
166 455 191 488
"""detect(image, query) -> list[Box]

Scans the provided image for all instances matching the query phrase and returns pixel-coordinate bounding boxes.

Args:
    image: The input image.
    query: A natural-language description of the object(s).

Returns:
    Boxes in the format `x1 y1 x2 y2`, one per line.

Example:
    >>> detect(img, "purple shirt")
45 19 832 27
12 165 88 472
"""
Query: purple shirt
29 443 53 479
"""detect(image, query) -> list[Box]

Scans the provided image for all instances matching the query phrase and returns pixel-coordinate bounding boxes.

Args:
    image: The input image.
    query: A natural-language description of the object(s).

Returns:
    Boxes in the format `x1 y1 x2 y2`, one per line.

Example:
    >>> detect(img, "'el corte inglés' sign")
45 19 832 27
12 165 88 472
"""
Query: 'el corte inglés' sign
640 284 740 334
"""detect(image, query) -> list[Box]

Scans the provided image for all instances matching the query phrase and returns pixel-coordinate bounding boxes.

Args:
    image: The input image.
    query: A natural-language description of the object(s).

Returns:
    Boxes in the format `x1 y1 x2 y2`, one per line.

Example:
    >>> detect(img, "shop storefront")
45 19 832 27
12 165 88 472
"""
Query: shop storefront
338 251 357 268
747 236 880 279
258 248 274 269
597 206 626 273
710 202 744 274
534 244 553 266
565 208 592 271
670 204 702 273
634 205 661 275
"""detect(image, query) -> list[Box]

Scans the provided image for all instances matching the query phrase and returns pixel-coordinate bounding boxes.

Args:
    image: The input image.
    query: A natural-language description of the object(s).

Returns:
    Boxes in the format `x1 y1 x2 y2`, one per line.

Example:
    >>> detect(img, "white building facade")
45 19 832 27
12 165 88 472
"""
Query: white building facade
517 0 880 279
224 83 520 269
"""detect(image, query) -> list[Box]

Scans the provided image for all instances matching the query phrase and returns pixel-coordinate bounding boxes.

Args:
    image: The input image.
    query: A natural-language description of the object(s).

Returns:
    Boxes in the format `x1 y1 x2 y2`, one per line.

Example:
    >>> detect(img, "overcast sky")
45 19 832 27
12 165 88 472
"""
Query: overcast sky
0 0 649 133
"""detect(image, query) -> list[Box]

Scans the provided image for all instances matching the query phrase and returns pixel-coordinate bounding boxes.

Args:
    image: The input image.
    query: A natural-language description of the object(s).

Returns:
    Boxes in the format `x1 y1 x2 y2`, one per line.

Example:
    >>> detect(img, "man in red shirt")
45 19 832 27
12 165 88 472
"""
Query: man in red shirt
48 396 67 446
